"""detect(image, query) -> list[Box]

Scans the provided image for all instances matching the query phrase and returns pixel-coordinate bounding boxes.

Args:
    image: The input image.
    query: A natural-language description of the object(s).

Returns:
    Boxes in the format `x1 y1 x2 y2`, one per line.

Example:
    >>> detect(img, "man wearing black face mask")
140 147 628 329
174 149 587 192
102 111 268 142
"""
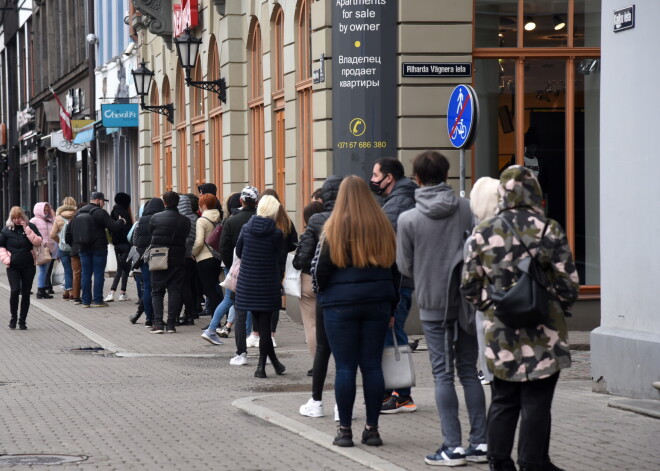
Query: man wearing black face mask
370 157 418 414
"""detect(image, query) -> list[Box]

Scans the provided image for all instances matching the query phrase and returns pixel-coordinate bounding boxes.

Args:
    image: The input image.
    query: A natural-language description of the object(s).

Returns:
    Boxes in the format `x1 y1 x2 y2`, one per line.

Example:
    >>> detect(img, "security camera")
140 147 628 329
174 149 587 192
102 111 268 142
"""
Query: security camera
123 41 136 56
86 33 99 45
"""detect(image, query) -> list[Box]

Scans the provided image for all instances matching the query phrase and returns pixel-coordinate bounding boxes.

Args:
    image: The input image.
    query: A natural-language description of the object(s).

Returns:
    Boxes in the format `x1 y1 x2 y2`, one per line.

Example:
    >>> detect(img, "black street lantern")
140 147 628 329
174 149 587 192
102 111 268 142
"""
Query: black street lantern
131 60 174 124
174 27 227 104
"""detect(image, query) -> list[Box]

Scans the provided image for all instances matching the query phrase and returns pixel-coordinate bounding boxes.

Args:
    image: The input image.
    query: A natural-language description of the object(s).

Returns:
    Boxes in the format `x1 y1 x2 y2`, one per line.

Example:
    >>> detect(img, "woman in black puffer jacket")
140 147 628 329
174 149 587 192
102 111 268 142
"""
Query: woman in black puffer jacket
0 206 43 329
234 195 284 378
106 192 134 302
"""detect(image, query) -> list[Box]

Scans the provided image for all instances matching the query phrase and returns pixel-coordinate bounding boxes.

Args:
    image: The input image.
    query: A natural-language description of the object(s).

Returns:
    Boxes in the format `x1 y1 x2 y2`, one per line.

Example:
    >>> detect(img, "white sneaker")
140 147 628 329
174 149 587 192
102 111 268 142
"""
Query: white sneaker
118 293 130 301
104 292 114 302
334 403 357 422
246 334 260 348
271 337 277 348
299 398 324 418
229 352 248 366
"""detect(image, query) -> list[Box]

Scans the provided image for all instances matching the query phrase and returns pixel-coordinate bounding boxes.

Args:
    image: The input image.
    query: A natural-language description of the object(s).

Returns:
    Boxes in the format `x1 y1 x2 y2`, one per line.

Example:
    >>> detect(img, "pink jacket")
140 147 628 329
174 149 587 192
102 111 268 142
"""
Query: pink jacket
30 202 55 252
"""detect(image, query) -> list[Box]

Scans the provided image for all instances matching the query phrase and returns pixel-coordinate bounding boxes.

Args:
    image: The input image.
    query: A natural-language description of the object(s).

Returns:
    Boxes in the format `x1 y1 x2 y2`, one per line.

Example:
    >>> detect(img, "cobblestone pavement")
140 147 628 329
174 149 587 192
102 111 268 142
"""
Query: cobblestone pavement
0 271 658 470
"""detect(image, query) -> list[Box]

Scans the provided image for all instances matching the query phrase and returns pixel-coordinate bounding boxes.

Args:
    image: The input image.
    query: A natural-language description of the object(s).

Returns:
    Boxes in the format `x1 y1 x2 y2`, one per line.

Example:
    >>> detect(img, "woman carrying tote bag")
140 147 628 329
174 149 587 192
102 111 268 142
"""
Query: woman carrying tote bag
311 175 398 448
0 206 43 329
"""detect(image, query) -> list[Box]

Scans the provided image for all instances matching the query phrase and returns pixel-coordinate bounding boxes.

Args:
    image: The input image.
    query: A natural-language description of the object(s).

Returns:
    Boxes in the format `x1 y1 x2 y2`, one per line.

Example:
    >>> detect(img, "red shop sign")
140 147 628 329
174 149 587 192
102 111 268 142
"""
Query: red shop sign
173 0 199 37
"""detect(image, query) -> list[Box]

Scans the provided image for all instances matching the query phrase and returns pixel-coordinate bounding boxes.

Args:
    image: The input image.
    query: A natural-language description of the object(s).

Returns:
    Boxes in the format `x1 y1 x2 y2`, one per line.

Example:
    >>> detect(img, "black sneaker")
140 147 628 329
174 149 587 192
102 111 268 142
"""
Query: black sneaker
165 326 177 333
150 324 164 334
307 368 314 377
145 320 153 327
332 426 353 447
9 319 17 329
361 426 383 446
381 393 417 414
18 323 27 330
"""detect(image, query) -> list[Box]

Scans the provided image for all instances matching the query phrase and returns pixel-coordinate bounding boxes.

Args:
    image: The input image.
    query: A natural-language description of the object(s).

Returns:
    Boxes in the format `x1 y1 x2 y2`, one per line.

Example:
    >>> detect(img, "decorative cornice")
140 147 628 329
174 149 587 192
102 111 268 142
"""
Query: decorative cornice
133 0 173 39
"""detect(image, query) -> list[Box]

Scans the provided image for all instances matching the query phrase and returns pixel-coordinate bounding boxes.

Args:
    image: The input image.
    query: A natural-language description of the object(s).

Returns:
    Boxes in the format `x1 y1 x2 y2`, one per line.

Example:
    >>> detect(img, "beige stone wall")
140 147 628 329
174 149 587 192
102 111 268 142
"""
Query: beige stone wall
137 0 475 214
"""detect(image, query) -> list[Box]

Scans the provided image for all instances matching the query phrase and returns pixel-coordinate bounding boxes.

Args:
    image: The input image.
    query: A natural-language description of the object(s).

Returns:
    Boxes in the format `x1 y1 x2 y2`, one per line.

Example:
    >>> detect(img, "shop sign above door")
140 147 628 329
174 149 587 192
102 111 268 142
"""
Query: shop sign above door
102 104 139 127
173 0 199 37
614 5 635 32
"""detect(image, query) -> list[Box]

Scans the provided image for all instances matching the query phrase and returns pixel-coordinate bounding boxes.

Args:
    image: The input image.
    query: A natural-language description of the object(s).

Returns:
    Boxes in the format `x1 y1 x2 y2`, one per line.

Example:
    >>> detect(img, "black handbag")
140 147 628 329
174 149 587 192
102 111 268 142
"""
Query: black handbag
491 216 554 329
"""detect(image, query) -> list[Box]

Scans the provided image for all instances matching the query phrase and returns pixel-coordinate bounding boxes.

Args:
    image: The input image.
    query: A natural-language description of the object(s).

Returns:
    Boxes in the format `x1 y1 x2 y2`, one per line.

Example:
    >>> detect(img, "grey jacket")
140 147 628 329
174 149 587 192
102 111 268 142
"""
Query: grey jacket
396 182 472 321
177 195 198 258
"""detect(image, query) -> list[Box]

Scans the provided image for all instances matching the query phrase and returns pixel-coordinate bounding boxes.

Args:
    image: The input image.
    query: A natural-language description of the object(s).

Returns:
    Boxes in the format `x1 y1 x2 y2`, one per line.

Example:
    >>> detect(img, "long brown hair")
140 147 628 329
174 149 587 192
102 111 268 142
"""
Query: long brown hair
323 175 396 268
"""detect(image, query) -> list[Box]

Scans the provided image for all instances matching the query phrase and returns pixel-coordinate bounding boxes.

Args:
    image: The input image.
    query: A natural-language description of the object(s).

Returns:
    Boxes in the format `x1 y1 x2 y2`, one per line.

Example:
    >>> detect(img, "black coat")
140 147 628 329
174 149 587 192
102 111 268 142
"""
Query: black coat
76 203 126 252
0 223 41 268
148 206 191 267
312 241 397 309
134 198 165 254
234 216 283 312
292 175 342 274
110 204 133 248
219 206 257 268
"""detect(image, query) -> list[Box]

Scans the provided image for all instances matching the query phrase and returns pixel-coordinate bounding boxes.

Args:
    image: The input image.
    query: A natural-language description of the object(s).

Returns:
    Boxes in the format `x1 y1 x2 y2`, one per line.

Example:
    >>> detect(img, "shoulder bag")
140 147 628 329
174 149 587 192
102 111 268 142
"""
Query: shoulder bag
220 249 240 292
145 232 176 271
382 326 416 390
491 216 553 329
32 245 52 266
282 252 302 298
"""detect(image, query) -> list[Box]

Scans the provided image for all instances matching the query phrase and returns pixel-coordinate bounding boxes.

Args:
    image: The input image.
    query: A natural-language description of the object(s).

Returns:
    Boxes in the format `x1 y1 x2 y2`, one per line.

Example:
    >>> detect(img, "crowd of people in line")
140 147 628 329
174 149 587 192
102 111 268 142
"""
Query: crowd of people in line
0 150 579 471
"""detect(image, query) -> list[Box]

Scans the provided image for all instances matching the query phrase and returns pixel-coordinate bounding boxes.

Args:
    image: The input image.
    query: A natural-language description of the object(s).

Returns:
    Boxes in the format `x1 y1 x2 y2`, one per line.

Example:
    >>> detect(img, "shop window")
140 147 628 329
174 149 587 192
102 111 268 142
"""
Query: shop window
473 0 601 289
248 20 265 191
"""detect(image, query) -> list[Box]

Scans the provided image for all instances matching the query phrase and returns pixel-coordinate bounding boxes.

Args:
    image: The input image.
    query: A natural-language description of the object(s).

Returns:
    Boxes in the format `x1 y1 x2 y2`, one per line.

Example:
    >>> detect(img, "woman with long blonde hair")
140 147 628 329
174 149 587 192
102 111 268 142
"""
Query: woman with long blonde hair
312 175 397 448
0 206 43 329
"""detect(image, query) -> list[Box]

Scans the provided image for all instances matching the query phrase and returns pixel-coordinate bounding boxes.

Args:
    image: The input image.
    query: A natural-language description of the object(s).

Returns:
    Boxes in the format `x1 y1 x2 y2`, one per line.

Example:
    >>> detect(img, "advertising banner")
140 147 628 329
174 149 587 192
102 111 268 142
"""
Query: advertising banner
101 104 139 128
332 0 397 178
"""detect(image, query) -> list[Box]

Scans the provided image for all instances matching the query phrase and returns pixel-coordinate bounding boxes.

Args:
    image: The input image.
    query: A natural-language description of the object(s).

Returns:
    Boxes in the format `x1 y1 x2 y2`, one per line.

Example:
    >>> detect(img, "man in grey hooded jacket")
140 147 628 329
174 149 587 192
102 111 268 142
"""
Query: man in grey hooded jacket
396 150 487 467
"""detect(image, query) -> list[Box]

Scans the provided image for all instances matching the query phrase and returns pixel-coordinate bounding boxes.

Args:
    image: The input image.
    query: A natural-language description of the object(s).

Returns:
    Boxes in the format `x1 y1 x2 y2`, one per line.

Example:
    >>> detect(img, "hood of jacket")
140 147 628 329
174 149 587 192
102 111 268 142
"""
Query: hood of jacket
143 198 165 216
56 204 77 219
383 176 417 204
321 175 343 211
497 165 544 215
201 208 221 223
246 215 276 237
33 202 52 220
177 195 195 218
414 183 459 220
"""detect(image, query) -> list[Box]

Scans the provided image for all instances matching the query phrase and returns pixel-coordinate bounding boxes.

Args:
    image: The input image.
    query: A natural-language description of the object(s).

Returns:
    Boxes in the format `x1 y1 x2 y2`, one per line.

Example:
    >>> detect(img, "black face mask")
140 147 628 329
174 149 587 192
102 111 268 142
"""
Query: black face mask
370 176 387 195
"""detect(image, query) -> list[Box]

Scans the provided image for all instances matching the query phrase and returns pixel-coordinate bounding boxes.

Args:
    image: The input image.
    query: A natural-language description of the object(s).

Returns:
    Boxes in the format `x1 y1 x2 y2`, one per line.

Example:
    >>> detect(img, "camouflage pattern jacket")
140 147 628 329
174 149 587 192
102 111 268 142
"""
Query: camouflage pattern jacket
461 166 579 382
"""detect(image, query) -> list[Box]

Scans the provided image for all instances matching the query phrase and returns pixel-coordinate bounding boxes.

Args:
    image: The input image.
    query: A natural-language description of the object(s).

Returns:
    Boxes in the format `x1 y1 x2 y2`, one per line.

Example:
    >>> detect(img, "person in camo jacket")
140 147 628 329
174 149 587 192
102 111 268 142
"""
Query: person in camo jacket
461 165 579 471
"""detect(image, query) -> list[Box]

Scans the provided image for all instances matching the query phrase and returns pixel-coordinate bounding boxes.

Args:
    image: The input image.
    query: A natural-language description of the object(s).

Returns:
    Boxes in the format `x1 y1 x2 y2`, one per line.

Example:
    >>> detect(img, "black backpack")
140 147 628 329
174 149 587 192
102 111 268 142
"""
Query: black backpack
72 206 100 246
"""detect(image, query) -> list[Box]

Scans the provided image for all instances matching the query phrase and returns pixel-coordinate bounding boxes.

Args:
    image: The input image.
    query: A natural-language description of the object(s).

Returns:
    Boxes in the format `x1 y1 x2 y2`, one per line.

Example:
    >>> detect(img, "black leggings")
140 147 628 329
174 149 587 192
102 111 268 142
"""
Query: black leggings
253 311 277 362
110 245 131 292
311 304 332 401
7 265 36 319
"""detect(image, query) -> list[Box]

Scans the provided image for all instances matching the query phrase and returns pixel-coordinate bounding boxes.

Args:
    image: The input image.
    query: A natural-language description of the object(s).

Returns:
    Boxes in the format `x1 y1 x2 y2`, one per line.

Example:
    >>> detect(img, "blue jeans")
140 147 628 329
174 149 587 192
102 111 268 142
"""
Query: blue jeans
384 286 413 397
37 263 49 288
324 302 390 428
60 253 73 291
422 319 487 448
140 264 153 321
208 268 234 332
80 250 107 305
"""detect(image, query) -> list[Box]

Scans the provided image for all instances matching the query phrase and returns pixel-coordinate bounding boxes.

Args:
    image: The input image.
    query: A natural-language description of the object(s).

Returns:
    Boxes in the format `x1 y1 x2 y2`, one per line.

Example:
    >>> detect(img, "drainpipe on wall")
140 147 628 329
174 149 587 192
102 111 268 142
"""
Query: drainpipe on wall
84 0 95 200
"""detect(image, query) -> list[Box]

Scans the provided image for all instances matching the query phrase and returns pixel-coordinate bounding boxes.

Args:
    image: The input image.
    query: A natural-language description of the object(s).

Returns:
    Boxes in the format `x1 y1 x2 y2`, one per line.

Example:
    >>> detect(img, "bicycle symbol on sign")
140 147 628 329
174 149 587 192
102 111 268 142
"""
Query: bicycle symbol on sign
451 119 467 140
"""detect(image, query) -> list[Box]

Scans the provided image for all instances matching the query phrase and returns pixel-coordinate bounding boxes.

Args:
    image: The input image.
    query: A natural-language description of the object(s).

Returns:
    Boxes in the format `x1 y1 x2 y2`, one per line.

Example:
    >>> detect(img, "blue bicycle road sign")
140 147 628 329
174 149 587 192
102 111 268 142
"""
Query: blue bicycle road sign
447 84 477 149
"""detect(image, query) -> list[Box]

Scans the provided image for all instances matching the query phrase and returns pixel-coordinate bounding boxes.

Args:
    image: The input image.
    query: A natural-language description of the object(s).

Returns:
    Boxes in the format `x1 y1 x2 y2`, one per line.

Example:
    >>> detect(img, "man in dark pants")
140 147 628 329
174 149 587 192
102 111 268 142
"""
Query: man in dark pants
148 192 191 333
371 157 419 414
220 186 258 365
77 192 126 308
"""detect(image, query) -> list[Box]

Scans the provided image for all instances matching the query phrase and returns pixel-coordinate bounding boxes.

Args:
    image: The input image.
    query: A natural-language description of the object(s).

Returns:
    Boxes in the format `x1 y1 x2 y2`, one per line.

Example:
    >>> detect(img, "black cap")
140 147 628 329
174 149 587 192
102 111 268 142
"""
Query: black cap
90 191 109 202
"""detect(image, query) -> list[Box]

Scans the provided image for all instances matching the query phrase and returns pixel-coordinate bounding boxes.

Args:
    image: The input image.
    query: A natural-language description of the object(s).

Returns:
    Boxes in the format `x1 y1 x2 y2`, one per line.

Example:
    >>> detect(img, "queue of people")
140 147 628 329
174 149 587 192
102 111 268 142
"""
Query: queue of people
0 154 578 471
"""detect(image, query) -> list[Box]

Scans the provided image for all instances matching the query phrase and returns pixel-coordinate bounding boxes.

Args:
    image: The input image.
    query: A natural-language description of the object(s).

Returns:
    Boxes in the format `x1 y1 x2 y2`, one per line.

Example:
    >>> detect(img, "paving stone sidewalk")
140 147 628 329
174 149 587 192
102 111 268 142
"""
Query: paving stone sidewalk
0 269 658 470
